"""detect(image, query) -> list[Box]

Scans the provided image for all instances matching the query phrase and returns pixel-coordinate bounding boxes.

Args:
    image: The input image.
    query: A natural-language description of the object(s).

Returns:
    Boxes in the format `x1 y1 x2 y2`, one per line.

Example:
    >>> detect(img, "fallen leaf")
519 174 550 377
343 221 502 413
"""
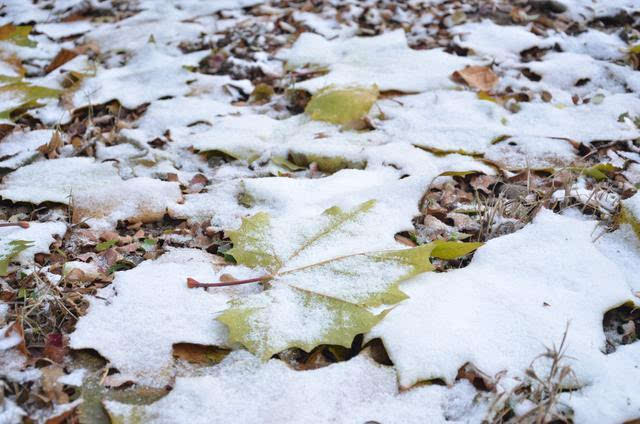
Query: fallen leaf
37 131 64 159
305 85 379 125
172 343 230 364
41 365 69 404
43 333 67 363
0 24 36 47
0 239 34 276
452 66 499 91
45 49 79 74
216 200 481 359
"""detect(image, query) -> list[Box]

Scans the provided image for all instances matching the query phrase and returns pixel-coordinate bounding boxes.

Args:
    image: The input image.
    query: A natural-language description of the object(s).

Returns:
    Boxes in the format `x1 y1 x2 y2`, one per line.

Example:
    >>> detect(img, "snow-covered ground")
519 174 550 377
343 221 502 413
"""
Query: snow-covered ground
1 0 640 422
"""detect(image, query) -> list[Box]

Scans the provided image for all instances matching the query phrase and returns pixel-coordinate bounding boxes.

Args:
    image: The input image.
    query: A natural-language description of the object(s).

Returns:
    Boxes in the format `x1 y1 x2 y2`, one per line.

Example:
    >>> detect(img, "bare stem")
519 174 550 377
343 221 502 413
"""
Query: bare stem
187 276 270 288
0 221 29 229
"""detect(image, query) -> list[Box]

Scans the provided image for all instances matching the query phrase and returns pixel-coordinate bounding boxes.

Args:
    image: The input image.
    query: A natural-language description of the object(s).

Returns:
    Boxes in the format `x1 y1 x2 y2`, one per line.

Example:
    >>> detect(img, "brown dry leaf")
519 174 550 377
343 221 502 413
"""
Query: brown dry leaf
448 212 481 232
361 339 392 365
394 234 417 247
37 131 64 159
456 363 495 391
452 66 499 91
41 365 69 404
65 268 86 282
6 321 29 356
470 174 498 194
103 373 136 388
188 173 208 193
172 343 230 364
45 404 79 424
99 230 119 241
45 49 78 74
43 333 67 363
297 348 332 370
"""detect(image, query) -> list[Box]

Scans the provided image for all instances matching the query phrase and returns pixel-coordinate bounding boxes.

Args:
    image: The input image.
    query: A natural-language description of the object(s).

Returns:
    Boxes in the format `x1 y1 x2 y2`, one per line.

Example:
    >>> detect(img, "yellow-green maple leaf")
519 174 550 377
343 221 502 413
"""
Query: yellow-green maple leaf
219 200 482 360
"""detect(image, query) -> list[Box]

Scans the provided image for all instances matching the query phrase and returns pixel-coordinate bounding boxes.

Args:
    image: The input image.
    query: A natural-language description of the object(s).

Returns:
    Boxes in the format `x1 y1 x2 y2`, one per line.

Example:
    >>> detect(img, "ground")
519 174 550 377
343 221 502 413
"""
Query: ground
1 0 640 423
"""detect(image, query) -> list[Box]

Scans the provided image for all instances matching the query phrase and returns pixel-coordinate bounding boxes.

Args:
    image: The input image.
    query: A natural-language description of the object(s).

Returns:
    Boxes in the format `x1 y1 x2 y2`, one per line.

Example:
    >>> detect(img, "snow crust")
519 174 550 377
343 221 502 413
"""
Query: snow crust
369 210 636 403
281 30 477 93
3 1 640 422
0 222 67 267
69 249 232 385
0 157 182 229
105 352 487 424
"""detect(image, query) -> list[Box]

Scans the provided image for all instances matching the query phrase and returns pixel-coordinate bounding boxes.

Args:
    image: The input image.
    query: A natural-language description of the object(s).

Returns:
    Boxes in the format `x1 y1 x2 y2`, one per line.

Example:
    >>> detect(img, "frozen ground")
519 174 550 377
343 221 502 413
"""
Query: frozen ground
1 0 640 423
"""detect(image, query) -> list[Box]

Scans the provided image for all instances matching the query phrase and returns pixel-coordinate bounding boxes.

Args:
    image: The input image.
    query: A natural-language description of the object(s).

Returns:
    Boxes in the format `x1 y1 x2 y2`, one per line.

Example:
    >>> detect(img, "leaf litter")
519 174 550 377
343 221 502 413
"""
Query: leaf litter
1 0 640 423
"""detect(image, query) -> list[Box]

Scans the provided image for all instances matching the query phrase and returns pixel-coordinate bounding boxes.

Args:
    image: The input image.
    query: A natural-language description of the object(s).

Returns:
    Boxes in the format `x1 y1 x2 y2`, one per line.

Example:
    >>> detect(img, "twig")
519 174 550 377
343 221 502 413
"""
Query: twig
0 221 29 229
187 276 271 288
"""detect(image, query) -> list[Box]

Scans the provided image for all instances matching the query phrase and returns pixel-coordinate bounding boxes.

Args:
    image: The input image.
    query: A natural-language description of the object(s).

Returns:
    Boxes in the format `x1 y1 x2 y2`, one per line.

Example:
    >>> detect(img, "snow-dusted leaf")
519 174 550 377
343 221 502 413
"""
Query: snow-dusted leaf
369 210 636 398
0 157 182 229
219 200 480 359
280 30 476 93
104 351 486 424
620 192 640 239
0 24 36 47
218 285 382 360
70 249 231 385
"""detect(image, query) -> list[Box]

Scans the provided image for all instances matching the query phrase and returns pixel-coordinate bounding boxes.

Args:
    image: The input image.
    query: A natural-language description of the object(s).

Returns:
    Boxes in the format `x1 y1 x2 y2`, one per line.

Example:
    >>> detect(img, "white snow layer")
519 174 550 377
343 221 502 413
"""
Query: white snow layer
105 351 487 424
0 157 182 229
369 210 639 422
280 30 477 93
69 249 232 385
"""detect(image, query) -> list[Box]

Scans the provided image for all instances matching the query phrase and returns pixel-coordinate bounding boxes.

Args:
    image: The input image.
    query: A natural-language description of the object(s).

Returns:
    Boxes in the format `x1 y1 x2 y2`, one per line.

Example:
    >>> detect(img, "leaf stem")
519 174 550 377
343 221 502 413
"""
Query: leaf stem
187 275 271 288
0 221 29 229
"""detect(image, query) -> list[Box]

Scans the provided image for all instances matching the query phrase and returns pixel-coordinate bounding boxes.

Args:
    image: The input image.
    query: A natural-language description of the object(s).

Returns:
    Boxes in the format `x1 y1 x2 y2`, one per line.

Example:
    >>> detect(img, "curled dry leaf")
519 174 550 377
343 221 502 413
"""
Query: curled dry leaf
37 131 64 159
452 66 499 91
45 48 79 74
172 343 230 364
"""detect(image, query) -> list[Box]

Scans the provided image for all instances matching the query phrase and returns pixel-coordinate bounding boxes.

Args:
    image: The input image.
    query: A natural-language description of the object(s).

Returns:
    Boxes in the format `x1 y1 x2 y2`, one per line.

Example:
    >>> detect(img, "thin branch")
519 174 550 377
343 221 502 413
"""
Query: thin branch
187 276 271 288
0 221 29 229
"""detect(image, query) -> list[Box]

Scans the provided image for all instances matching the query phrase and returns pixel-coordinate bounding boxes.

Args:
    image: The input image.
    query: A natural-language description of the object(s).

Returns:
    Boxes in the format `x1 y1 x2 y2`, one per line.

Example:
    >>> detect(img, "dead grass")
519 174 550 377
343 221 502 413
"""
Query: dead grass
487 324 576 424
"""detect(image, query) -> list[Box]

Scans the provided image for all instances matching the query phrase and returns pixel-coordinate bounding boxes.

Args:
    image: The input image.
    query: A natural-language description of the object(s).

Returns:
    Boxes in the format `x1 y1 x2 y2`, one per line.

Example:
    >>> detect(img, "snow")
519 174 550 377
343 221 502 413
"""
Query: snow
128 96 239 141
558 29 627 61
559 0 640 22
72 44 207 109
69 249 233 386
623 192 640 223
3 0 640 421
280 30 477 93
0 222 67 267
369 210 635 395
0 129 52 170
57 369 86 387
0 157 182 229
452 21 555 62
563 343 640 424
105 351 487 424
36 21 95 39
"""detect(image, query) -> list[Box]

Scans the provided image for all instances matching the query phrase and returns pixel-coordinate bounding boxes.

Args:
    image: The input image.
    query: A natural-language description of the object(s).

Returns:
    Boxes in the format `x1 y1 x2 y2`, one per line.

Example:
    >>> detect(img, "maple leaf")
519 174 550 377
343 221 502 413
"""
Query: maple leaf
206 200 482 360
